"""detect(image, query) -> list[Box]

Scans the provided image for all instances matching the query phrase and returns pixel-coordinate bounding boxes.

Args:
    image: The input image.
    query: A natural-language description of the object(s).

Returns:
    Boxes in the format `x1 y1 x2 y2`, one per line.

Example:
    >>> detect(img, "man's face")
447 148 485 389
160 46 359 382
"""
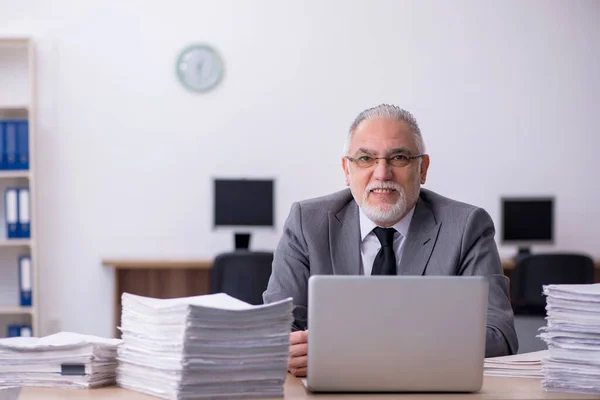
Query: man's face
341 118 430 226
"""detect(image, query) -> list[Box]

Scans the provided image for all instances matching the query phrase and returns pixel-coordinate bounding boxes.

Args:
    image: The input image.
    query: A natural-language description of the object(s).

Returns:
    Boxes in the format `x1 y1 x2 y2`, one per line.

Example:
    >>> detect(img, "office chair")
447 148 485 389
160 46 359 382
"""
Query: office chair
510 253 594 353
511 253 595 316
209 251 274 305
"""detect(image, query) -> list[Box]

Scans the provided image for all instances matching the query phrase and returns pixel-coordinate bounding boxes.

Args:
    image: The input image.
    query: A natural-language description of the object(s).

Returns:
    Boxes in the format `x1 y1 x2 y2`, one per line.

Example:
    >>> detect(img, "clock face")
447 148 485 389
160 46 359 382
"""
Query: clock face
176 45 224 92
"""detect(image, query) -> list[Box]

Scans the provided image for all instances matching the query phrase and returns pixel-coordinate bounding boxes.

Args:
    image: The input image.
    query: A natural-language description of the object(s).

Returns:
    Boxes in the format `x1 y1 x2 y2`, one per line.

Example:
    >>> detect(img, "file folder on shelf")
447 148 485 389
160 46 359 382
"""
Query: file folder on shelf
7 325 32 337
5 188 19 239
19 255 32 307
4 121 17 170
16 121 29 170
18 187 30 238
1 120 28 171
0 121 5 169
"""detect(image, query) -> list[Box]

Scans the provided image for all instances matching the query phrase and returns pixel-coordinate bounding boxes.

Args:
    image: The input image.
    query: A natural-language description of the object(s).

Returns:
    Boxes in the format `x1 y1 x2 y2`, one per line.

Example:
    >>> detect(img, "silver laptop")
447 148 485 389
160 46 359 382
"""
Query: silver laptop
306 275 489 392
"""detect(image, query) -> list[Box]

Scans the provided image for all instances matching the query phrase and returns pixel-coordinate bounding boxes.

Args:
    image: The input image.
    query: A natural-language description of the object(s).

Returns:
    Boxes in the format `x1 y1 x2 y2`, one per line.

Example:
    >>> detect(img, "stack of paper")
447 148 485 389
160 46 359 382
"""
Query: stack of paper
540 284 600 394
116 292 293 400
484 350 547 378
0 332 121 389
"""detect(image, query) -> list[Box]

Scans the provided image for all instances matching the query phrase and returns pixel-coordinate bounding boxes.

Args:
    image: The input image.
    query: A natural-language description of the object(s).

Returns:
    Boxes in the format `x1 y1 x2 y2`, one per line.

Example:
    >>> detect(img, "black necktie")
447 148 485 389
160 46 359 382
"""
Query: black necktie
371 227 397 275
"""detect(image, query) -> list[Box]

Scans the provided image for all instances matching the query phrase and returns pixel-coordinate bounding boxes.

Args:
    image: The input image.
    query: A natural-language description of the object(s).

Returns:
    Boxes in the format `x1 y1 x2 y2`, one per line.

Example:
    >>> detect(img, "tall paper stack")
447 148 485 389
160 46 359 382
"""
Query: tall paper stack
540 284 600 394
116 293 293 400
0 332 121 389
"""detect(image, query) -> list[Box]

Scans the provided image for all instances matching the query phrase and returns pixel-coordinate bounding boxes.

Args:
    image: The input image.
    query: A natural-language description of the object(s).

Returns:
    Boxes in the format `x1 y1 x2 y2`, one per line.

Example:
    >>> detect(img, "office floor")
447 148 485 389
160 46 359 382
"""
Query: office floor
514 315 548 353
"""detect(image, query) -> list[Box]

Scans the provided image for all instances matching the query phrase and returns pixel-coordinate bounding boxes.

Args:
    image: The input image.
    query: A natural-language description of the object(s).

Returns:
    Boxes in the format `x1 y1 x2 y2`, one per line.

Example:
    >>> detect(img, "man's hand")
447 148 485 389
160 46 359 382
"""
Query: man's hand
288 330 308 377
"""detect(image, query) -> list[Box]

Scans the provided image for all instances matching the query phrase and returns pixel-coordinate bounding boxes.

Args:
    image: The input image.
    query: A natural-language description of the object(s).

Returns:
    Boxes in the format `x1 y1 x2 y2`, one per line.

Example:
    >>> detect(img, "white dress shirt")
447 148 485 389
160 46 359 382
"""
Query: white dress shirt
359 206 416 276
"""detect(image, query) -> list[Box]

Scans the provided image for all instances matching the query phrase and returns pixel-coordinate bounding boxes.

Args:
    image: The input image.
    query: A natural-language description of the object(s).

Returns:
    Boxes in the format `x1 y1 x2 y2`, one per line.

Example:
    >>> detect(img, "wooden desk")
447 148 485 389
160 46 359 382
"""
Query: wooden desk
103 259 213 337
18 375 600 399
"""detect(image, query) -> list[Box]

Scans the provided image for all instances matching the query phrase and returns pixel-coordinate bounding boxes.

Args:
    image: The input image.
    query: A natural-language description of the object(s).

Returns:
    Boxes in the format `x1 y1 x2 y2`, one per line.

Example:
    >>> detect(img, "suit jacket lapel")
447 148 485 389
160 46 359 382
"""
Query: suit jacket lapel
400 197 441 275
328 201 361 275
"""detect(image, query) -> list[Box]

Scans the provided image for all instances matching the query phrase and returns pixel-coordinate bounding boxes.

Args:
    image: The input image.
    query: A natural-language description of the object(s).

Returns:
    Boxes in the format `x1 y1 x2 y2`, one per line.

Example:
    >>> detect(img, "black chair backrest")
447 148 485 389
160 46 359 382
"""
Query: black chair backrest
511 253 594 315
209 251 273 305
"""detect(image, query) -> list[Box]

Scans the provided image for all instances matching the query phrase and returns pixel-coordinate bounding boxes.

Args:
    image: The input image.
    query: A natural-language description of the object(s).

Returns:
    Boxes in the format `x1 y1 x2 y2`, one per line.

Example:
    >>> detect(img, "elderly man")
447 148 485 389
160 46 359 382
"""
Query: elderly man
263 104 518 377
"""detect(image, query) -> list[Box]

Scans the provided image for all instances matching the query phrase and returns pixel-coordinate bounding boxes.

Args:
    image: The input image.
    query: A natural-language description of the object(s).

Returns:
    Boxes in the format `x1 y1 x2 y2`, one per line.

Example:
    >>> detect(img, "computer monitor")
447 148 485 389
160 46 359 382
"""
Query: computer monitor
213 179 274 250
501 197 554 257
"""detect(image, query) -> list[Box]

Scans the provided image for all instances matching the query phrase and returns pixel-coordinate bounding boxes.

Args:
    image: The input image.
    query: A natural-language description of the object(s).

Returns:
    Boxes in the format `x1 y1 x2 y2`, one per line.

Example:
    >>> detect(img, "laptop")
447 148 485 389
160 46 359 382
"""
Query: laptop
306 275 489 393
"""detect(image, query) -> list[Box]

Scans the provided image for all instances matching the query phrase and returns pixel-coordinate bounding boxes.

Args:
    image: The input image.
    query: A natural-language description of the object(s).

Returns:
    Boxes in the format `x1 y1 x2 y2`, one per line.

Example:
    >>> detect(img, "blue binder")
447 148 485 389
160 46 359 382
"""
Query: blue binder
7 325 21 337
16 120 29 170
7 324 32 337
19 255 32 307
0 121 5 170
5 187 19 239
4 121 17 170
18 187 30 238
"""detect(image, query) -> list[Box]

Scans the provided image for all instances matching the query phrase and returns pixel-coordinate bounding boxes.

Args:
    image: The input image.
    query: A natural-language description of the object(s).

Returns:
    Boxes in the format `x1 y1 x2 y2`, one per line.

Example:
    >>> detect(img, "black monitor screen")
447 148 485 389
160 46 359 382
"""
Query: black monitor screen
214 179 274 227
501 198 553 242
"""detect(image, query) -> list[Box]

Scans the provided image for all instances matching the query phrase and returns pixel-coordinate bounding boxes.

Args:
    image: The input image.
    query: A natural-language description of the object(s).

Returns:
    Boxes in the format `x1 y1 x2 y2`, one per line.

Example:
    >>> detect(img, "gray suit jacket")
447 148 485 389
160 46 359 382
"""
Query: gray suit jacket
263 188 518 357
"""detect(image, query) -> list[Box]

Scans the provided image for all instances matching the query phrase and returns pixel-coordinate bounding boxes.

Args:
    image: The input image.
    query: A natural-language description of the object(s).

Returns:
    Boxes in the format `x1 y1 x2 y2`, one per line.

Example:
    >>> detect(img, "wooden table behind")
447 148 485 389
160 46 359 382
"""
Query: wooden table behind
103 260 213 337
18 375 600 399
104 258 600 337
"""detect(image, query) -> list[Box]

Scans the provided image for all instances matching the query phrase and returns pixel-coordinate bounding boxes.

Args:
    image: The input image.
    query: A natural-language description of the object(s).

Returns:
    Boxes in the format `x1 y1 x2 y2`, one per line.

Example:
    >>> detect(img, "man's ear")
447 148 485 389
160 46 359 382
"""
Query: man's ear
420 155 430 184
341 157 350 186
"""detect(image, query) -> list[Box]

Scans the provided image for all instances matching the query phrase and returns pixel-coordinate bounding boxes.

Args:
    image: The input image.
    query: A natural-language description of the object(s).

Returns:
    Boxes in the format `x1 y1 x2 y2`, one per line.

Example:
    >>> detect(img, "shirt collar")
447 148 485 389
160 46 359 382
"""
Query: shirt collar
359 204 416 242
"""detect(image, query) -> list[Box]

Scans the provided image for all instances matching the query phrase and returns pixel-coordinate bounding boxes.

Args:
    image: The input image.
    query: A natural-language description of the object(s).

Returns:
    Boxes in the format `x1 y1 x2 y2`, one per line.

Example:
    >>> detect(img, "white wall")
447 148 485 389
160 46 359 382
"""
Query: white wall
1 0 598 338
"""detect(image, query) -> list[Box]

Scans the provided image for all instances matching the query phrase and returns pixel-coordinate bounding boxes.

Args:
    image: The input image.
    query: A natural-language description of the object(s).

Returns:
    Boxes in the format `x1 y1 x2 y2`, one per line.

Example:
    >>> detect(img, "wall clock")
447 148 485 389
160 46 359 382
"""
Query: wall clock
176 44 224 92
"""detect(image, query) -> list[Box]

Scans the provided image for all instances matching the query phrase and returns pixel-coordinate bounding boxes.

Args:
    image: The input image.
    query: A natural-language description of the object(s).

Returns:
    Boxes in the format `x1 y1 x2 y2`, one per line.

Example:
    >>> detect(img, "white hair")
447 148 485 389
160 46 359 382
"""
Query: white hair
343 104 426 156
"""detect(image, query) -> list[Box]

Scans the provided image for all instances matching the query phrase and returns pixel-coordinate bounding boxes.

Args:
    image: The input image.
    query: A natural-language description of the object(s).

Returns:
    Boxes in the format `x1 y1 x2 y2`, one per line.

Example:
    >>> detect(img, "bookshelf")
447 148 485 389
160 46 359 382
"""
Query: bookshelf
0 37 38 337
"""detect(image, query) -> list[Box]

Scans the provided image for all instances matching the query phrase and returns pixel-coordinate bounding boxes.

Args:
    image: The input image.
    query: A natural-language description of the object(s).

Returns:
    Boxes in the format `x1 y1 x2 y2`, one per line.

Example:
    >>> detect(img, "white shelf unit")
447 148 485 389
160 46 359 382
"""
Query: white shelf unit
0 239 32 247
0 306 34 315
0 37 38 337
0 170 31 179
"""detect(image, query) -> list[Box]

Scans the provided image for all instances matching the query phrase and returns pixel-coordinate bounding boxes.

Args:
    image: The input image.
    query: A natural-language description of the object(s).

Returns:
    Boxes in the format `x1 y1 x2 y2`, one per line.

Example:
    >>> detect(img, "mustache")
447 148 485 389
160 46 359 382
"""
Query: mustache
363 182 404 204
365 181 403 193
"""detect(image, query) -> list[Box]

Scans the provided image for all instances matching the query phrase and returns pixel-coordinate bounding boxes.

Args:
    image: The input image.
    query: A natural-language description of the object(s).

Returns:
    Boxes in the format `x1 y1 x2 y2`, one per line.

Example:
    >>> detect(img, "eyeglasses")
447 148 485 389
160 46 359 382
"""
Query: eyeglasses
345 154 425 168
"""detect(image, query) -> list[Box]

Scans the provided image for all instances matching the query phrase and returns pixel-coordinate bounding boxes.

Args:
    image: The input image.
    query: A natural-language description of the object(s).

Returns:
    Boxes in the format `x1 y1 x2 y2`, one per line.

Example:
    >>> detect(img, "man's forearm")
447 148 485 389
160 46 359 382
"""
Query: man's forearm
485 325 512 357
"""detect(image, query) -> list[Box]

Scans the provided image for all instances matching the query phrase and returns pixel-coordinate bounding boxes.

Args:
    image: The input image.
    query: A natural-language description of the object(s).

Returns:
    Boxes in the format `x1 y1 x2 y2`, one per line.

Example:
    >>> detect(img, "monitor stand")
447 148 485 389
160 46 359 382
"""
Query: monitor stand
234 233 251 250
514 246 531 263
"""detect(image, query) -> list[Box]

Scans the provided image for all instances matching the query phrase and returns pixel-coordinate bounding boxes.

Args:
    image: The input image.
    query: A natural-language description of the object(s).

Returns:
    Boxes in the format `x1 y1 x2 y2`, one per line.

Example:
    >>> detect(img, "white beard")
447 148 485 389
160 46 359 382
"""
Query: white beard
359 181 407 224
